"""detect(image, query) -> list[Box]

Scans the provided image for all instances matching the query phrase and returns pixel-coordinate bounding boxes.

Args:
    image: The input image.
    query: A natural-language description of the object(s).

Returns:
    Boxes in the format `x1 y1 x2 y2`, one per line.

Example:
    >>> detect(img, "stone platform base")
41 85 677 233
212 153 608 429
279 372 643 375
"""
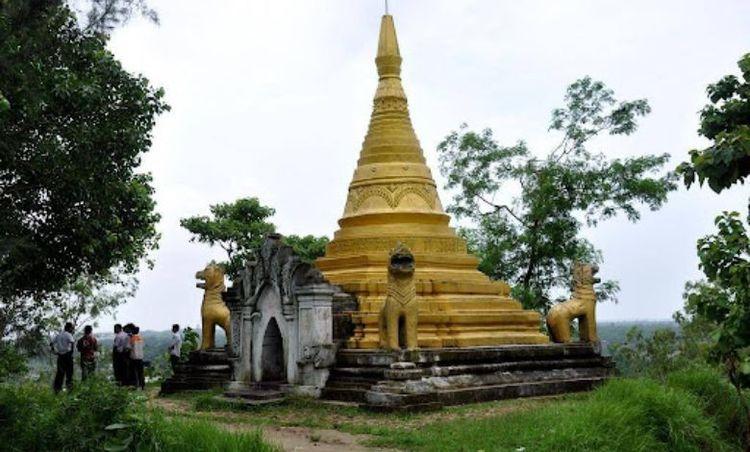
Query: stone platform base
222 381 285 406
322 343 614 411
160 348 232 394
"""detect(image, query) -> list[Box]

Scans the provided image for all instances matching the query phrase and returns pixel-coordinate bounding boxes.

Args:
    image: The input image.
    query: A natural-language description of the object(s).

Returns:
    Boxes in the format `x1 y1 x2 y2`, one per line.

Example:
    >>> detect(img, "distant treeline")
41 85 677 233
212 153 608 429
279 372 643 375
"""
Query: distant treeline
598 320 677 354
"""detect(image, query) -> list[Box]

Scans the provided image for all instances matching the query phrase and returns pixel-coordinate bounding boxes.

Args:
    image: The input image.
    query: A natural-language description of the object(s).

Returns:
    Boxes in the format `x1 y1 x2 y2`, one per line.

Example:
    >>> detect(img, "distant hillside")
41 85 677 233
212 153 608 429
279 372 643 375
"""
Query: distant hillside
598 320 678 354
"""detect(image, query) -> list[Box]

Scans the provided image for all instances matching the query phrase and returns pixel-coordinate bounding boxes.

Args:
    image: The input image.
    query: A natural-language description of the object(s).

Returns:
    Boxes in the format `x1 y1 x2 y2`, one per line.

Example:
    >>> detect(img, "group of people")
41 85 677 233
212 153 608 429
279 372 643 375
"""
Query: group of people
49 321 183 393
111 323 147 389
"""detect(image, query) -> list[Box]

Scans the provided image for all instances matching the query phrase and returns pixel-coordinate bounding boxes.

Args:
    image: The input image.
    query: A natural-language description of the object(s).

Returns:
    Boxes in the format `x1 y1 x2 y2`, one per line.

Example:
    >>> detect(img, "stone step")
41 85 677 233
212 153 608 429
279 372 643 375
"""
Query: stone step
321 386 369 403
214 395 284 407
330 367 387 379
325 380 376 391
224 388 285 401
436 376 607 406
362 377 608 411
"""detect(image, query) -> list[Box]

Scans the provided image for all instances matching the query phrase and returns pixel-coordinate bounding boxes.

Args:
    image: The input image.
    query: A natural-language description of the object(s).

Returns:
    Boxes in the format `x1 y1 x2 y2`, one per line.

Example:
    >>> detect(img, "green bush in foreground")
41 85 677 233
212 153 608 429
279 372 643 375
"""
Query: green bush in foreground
0 378 276 451
368 367 743 451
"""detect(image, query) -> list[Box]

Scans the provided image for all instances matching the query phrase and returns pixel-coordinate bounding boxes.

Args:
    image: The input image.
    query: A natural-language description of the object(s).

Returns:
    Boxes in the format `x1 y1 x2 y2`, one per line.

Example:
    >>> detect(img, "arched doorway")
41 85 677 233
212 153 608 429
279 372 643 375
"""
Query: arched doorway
261 318 285 382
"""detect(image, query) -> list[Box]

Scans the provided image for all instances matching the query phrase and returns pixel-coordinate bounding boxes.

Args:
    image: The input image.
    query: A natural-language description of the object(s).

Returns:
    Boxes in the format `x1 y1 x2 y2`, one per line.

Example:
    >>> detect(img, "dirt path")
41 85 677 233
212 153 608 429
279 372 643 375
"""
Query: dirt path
231 424 395 452
151 397 396 451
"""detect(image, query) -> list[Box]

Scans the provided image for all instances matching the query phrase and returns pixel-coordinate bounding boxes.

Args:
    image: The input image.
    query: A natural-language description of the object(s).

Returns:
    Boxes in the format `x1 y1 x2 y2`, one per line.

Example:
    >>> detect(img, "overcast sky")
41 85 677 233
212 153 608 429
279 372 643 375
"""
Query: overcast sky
100 0 750 332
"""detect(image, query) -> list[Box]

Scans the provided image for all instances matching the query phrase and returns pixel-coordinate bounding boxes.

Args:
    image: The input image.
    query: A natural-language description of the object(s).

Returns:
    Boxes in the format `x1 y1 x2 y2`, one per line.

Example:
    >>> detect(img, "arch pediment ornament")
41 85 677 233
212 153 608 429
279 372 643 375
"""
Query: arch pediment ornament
344 183 438 214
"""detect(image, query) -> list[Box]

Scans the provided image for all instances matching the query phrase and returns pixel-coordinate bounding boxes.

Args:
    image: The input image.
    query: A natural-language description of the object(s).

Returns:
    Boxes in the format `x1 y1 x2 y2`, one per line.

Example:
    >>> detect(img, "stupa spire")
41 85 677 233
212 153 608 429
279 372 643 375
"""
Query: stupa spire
376 15 401 77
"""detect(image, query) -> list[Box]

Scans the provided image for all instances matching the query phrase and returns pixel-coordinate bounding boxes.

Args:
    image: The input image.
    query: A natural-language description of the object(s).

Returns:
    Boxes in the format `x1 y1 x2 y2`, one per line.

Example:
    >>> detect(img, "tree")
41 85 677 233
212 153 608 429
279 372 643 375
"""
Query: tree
1 271 134 350
80 0 158 33
283 234 329 263
438 78 677 311
0 1 167 340
682 211 750 441
181 198 277 278
676 53 750 445
181 197 330 277
677 54 750 194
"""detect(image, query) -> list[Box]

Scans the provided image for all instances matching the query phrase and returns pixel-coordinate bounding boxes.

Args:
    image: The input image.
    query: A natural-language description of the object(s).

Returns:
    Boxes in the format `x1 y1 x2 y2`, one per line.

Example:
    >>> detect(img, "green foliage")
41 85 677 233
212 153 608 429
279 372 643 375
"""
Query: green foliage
180 197 329 277
678 53 750 193
82 0 159 34
610 325 711 379
180 326 199 360
0 0 167 337
438 77 676 311
667 367 746 444
138 415 277 452
283 235 329 263
180 198 276 278
682 212 750 393
0 379 277 451
368 374 740 451
0 377 138 451
0 342 27 382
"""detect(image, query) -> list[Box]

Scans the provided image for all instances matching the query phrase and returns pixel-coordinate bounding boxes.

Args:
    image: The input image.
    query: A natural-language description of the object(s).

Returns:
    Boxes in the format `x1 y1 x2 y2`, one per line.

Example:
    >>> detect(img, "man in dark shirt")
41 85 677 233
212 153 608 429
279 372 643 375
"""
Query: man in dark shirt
76 325 98 380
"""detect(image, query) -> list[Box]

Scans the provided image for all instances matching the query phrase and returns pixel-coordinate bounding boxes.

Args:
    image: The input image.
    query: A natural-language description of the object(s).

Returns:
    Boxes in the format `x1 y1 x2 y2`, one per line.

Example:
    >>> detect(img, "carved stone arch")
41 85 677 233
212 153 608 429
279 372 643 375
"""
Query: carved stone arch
251 284 290 384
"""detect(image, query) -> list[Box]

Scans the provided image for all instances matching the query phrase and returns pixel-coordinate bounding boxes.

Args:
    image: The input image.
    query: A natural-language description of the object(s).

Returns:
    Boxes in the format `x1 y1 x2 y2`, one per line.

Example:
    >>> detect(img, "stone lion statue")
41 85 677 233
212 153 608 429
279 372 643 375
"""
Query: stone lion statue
546 263 600 343
379 243 418 350
196 262 231 350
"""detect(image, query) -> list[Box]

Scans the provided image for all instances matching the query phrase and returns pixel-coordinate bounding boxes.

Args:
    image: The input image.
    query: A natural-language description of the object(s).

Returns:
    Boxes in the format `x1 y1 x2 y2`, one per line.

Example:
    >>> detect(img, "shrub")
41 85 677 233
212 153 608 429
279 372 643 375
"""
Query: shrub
667 366 745 447
0 342 27 382
0 376 136 451
0 379 276 451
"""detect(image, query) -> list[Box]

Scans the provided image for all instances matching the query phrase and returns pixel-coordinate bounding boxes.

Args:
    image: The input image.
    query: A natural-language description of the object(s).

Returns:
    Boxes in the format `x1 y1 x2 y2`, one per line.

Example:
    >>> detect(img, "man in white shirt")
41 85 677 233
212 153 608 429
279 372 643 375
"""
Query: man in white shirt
112 323 130 385
50 322 75 393
129 326 145 389
168 324 182 372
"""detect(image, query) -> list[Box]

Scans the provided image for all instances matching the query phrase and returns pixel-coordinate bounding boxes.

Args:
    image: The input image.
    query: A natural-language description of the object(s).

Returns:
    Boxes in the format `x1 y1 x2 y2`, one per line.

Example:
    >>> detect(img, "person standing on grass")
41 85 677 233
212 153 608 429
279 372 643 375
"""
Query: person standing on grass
76 325 98 380
122 323 135 385
50 322 75 393
112 323 129 385
129 325 145 390
168 324 182 372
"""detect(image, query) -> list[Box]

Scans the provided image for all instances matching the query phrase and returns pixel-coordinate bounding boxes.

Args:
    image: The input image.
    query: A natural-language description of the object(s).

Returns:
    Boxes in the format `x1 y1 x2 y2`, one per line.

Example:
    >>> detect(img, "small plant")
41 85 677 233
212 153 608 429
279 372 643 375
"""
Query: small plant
181 327 200 360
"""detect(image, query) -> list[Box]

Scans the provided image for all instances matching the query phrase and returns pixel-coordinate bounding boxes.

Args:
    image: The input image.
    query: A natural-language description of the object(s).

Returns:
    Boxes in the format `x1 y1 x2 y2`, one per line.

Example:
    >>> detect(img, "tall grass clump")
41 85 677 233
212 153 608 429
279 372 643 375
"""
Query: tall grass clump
0 376 136 451
667 366 745 447
0 378 277 451
368 373 739 451
141 414 278 452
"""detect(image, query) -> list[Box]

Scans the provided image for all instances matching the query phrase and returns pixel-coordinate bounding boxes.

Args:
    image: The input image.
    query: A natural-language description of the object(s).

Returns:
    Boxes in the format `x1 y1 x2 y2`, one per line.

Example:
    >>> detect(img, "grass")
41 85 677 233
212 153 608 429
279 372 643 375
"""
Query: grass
143 414 278 452
159 388 560 435
156 367 746 452
363 375 740 451
0 379 279 452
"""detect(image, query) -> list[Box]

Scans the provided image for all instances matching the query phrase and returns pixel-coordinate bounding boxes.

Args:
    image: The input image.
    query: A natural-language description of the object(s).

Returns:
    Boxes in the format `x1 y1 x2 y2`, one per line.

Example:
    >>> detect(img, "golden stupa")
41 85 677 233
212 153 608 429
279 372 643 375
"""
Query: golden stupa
316 14 548 349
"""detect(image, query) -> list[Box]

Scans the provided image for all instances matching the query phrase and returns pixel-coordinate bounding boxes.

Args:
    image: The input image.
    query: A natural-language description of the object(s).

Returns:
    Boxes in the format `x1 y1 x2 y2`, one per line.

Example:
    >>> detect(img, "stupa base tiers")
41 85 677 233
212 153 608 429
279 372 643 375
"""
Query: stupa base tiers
322 343 614 411
346 331 550 349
